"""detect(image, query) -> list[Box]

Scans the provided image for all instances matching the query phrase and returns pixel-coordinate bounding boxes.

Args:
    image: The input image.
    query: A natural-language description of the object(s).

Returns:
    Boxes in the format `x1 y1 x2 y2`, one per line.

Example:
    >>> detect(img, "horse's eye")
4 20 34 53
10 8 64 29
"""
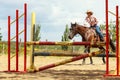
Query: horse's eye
70 28 72 30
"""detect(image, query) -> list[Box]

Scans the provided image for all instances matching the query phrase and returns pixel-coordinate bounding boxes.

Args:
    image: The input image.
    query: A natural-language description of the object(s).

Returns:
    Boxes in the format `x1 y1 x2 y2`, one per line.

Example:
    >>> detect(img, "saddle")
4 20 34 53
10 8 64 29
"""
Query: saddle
89 27 105 42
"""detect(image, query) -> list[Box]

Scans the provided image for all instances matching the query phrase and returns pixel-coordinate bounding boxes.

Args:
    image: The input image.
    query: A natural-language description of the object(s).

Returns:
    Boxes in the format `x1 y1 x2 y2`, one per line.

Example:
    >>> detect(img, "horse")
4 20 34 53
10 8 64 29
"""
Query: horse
68 23 115 64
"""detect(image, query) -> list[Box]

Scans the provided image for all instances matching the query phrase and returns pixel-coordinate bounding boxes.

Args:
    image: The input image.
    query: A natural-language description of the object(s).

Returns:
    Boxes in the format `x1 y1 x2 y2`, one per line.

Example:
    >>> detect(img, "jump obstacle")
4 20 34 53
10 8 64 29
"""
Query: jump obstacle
32 52 115 57
28 0 120 76
105 0 120 76
28 12 107 71
7 7 105 72
7 3 27 72
35 50 104 72
28 1 120 76
6 1 120 77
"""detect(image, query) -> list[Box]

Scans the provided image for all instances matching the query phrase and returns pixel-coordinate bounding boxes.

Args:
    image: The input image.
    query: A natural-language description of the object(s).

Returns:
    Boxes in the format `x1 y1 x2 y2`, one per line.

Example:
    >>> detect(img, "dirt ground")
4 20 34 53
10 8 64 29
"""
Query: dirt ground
0 55 120 80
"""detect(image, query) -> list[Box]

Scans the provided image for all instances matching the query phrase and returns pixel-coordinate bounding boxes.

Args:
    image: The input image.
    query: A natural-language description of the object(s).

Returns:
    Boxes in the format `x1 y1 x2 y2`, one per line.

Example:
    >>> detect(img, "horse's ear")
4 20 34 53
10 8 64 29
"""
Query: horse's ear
71 22 72 25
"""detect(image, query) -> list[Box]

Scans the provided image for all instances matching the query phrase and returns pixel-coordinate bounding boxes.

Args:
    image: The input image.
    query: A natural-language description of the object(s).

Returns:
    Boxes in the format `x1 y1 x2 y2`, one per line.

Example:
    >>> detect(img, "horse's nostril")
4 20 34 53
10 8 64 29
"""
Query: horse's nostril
68 36 70 38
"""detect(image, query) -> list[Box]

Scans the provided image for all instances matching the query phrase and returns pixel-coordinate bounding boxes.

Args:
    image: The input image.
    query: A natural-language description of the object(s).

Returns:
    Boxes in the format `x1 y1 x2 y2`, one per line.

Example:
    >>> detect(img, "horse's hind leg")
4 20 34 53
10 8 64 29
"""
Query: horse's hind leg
102 56 106 64
99 46 106 64
102 50 106 64
110 38 116 52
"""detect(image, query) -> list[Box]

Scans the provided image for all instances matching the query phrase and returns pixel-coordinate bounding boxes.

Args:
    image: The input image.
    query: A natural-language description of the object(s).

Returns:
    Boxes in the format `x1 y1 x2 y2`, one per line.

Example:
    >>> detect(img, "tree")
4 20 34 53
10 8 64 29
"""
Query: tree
0 28 2 41
100 24 105 30
61 24 70 50
0 28 2 53
33 24 41 48
33 24 41 41
100 20 116 42
109 20 116 42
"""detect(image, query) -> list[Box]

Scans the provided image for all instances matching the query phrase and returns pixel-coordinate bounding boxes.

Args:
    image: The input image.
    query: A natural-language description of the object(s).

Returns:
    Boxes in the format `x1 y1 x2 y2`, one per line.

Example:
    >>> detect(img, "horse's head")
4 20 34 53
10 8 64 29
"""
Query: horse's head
68 22 79 39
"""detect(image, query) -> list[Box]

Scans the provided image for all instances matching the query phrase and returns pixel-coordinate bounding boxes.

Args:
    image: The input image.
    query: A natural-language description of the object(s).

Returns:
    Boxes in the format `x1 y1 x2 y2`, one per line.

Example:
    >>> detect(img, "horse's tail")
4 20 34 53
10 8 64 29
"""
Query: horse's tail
110 38 116 52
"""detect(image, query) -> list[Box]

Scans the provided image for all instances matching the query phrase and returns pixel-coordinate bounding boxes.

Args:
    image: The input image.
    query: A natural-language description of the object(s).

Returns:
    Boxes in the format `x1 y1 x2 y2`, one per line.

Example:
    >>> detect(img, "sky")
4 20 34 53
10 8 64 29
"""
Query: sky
0 0 120 41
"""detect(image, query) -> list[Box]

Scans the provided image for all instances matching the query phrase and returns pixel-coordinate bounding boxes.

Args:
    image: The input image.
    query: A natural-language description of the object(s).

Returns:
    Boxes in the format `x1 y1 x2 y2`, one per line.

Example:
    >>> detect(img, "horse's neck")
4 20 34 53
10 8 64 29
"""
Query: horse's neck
77 25 89 37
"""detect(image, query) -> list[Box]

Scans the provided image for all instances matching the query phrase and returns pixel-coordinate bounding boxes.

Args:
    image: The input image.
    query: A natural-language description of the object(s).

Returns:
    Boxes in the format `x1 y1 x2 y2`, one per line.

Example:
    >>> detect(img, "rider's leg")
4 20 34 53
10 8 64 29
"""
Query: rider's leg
95 25 104 41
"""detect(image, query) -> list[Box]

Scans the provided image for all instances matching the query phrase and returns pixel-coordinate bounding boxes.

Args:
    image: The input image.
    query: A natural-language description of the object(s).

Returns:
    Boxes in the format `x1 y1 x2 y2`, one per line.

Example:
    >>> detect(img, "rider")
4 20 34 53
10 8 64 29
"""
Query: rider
85 10 104 41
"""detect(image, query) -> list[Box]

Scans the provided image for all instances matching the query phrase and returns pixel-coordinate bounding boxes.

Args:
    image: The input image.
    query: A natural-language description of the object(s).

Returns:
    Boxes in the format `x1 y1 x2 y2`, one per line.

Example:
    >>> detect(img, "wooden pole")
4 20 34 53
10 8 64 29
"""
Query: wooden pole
33 50 104 72
24 3 27 72
8 16 11 71
29 12 36 70
105 0 109 75
116 6 119 75
16 10 19 71
26 41 105 46
119 18 120 76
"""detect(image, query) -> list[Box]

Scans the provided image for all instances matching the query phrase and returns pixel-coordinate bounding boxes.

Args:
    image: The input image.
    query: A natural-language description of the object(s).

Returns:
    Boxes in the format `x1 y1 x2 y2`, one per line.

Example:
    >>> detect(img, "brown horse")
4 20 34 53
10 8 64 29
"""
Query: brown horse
68 23 115 64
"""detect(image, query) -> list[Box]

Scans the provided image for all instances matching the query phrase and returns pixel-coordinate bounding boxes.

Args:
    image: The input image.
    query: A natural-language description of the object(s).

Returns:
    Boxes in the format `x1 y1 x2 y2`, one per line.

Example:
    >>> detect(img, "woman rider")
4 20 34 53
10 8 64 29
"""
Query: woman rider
85 10 104 41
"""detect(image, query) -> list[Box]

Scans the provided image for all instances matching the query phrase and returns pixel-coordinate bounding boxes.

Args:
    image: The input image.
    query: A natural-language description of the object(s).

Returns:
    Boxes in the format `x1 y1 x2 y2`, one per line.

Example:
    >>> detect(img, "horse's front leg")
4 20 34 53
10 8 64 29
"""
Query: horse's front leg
82 46 88 64
88 47 93 64
82 46 92 64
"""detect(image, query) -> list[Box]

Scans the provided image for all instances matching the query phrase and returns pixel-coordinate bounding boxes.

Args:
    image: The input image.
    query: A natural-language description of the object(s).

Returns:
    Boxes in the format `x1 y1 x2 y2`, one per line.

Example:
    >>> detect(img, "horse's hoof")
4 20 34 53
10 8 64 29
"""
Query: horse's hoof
82 62 85 65
90 63 94 65
102 62 106 65
90 62 93 64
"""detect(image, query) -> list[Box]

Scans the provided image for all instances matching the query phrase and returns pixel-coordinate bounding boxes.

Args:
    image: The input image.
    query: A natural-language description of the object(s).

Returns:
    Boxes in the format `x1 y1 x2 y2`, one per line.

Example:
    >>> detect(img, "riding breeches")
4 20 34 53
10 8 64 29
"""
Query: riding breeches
95 25 104 39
